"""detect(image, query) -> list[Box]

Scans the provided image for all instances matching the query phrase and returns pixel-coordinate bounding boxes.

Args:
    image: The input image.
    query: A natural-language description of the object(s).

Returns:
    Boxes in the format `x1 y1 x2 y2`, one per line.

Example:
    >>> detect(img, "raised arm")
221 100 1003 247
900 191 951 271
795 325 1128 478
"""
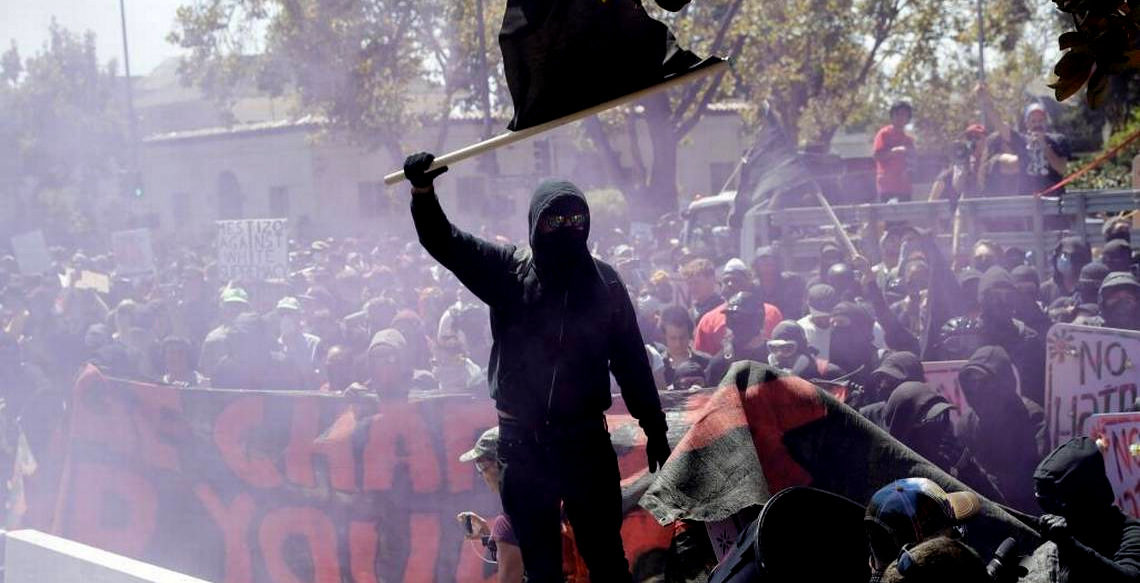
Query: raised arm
405 153 519 307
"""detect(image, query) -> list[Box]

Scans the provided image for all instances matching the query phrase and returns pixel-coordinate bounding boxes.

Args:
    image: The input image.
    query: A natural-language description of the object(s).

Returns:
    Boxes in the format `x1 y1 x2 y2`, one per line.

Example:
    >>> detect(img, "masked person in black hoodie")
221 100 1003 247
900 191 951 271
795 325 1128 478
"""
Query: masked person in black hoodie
1098 271 1140 331
1034 437 1140 583
957 345 1045 513
828 300 881 400
1066 261 1111 325
858 351 925 427
976 266 1047 405
882 382 1006 502
404 153 669 582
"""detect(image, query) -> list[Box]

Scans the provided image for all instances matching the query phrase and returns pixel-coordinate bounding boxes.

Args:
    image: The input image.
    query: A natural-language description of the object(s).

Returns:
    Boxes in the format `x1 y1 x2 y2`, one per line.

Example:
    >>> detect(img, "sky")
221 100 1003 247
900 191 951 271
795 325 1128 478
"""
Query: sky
1 0 187 76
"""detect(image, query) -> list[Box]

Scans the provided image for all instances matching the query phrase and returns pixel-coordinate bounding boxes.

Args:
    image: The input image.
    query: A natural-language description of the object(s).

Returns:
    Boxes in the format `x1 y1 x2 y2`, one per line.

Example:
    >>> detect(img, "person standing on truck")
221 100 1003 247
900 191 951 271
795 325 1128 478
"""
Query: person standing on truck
873 101 917 203
403 152 670 582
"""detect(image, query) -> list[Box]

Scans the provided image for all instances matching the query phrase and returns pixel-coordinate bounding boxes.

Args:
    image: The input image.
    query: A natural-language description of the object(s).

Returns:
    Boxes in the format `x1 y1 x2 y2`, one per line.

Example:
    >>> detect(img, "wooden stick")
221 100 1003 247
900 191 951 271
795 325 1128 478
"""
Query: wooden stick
384 59 730 186
811 187 860 259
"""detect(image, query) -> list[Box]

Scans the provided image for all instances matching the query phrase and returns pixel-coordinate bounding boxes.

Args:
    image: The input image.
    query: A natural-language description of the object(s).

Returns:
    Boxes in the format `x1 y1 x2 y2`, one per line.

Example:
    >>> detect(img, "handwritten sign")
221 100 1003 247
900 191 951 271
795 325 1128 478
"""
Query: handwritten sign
923 360 972 427
11 230 52 274
110 228 155 275
216 219 288 281
1046 324 1140 451
1089 413 1140 518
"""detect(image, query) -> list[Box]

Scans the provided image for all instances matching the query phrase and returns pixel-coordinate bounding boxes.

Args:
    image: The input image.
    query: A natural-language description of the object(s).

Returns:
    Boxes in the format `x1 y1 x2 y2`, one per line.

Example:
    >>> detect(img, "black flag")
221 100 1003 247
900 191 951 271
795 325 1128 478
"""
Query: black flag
499 0 713 131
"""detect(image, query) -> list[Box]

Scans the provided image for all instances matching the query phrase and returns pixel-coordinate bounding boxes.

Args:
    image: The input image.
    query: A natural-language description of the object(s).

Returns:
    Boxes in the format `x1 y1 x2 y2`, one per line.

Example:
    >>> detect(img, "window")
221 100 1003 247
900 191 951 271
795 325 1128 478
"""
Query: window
710 162 734 194
269 186 290 218
217 171 243 219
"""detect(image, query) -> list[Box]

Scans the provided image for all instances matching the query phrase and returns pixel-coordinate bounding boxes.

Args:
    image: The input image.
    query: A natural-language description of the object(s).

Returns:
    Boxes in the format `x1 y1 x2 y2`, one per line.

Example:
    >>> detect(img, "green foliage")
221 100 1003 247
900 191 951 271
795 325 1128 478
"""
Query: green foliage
1049 0 1140 107
584 187 630 233
1069 107 1140 189
0 22 127 238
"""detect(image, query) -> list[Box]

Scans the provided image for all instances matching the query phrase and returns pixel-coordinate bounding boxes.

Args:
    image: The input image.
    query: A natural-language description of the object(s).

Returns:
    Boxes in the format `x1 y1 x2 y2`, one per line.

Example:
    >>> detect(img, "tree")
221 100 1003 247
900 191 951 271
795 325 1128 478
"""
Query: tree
0 23 127 243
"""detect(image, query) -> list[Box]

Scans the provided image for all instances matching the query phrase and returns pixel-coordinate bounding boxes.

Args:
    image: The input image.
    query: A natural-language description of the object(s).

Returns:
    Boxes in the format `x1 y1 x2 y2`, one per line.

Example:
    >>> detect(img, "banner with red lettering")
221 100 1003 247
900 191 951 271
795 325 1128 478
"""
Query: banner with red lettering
1089 413 1140 519
21 366 704 582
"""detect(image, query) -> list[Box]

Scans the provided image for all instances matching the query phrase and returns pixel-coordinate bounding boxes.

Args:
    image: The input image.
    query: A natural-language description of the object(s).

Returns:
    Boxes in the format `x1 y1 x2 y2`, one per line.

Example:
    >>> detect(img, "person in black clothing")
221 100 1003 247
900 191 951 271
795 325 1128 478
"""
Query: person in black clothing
977 266 1047 405
765 320 825 379
1104 239 1135 274
1099 272 1140 331
956 345 1044 513
881 382 1005 502
858 350 926 427
828 300 881 395
1041 236 1092 304
403 152 669 582
1035 437 1140 583
705 291 768 386
751 246 806 320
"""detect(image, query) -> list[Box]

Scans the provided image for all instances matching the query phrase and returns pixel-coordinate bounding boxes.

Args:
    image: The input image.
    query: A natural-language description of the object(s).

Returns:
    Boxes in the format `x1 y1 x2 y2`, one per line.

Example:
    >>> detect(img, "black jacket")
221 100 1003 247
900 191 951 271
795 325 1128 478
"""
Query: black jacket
1034 437 1140 583
411 181 666 434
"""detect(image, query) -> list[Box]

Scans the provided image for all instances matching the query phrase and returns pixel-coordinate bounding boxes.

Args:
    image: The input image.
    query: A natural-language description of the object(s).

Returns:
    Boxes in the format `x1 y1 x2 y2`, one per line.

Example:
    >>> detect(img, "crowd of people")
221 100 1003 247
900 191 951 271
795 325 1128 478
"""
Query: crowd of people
1 144 1139 580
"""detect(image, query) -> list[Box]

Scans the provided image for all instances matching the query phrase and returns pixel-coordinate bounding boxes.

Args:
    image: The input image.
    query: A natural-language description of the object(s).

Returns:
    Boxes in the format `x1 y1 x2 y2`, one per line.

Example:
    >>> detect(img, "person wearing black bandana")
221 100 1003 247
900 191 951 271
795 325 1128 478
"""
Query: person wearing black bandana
404 152 669 582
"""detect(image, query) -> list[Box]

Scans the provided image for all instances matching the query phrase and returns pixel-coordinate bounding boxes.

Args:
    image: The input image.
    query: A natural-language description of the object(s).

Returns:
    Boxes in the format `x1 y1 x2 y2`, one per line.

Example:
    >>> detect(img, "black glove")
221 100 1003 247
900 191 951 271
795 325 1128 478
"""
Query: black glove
1039 514 1071 542
403 152 449 189
646 430 671 473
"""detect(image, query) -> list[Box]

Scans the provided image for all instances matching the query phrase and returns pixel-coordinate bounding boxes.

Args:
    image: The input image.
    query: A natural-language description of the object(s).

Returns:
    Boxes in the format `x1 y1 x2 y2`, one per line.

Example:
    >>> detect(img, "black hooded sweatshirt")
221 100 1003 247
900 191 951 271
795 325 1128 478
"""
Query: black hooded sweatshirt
1034 437 1140 583
956 345 1044 513
978 266 1047 405
411 180 666 434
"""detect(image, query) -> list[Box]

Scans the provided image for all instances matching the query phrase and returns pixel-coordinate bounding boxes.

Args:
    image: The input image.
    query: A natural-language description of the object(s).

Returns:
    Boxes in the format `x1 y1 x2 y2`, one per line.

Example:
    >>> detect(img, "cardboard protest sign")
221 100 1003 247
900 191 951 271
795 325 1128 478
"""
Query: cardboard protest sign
74 271 111 294
26 367 693 583
1046 324 1140 451
11 230 52 274
923 360 972 427
216 219 288 281
111 228 155 275
1089 413 1140 518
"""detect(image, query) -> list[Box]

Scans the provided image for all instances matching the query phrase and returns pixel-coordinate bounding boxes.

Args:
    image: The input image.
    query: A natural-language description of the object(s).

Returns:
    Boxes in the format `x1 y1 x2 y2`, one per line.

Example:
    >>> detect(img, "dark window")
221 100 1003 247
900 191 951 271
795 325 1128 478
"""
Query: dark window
269 186 289 218
217 171 243 219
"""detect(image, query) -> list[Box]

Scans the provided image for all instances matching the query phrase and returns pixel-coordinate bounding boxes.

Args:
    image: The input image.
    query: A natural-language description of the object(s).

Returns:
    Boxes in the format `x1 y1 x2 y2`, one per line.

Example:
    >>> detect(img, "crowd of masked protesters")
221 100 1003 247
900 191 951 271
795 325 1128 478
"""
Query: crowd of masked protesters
2 89 1140 581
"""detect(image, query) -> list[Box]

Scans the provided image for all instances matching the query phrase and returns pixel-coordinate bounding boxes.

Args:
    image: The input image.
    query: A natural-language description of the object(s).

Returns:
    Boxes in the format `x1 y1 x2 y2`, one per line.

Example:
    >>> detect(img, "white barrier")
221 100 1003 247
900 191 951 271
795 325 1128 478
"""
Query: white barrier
4 529 209 583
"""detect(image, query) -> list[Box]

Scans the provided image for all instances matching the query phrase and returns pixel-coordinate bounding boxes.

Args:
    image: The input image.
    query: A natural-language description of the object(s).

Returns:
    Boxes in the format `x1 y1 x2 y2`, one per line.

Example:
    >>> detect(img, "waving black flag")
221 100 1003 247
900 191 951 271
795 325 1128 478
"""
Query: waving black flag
499 0 714 130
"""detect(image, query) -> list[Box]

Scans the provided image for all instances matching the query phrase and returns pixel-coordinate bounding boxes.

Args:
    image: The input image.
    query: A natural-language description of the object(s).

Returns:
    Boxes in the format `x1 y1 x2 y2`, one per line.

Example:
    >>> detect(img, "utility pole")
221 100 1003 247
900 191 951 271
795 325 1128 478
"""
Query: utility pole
977 0 987 128
119 0 141 197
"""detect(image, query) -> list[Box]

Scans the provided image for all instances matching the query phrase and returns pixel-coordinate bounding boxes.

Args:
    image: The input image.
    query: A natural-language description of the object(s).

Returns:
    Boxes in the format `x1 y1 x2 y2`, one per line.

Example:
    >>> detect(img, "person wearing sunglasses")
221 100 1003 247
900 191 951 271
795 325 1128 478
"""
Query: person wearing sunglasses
404 153 669 583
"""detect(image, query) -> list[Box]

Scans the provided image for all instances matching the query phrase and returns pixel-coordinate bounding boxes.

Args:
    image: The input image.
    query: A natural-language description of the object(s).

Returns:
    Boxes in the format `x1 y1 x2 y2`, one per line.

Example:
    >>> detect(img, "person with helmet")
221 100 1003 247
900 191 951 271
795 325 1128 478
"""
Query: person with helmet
1098 271 1140 331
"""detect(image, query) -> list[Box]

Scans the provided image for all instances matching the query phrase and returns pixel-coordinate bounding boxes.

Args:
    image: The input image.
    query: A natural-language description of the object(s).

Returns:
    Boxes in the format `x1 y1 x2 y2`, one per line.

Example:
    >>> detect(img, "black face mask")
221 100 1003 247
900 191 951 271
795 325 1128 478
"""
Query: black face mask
829 326 872 371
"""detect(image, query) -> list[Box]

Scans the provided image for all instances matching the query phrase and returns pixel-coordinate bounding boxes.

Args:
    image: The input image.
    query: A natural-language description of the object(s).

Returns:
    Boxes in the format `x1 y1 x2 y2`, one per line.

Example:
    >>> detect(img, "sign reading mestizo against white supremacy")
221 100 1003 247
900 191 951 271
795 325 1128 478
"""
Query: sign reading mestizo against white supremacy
215 219 288 281
1046 324 1140 451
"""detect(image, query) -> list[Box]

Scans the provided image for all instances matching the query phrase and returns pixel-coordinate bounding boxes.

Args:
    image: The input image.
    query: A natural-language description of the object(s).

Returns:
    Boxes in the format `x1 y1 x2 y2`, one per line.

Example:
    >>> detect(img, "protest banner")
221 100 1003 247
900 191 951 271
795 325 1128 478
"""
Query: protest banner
110 229 155 275
216 219 289 282
923 360 971 427
1046 324 1140 451
1089 413 1140 519
24 367 699 583
74 271 112 294
11 230 52 275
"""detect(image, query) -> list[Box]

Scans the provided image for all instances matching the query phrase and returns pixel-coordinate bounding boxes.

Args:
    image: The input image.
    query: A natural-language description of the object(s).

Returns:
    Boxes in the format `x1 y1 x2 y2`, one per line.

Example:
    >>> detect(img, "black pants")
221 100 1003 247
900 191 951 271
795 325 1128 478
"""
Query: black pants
498 417 632 583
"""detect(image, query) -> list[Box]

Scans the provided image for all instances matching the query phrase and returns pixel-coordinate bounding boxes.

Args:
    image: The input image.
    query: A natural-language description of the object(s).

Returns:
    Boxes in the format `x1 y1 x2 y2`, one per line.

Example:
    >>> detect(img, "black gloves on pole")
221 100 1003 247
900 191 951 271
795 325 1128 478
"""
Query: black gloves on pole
404 152 449 189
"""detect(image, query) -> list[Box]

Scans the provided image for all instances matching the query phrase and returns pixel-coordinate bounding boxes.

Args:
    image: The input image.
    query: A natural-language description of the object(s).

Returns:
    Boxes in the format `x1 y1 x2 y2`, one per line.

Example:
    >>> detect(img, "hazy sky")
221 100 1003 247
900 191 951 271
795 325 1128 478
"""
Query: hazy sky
1 0 187 75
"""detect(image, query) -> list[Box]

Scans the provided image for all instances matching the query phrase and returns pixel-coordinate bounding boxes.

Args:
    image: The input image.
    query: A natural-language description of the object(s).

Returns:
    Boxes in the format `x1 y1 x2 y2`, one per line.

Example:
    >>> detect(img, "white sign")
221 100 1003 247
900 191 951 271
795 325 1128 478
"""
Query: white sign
922 360 973 427
215 219 289 281
10 230 52 274
1089 413 1140 518
110 228 155 275
1046 324 1140 451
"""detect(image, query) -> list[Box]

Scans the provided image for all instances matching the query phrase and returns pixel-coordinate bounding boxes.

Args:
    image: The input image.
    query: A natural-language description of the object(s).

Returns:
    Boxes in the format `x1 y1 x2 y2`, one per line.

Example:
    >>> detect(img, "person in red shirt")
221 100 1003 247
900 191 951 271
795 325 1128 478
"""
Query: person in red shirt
873 101 916 203
692 258 782 355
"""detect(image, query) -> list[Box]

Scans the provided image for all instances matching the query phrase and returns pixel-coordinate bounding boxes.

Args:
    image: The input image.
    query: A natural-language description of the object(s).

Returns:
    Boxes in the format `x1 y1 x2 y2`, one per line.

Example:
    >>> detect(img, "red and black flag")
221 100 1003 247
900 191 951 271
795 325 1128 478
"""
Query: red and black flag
499 0 718 130
640 361 1042 562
